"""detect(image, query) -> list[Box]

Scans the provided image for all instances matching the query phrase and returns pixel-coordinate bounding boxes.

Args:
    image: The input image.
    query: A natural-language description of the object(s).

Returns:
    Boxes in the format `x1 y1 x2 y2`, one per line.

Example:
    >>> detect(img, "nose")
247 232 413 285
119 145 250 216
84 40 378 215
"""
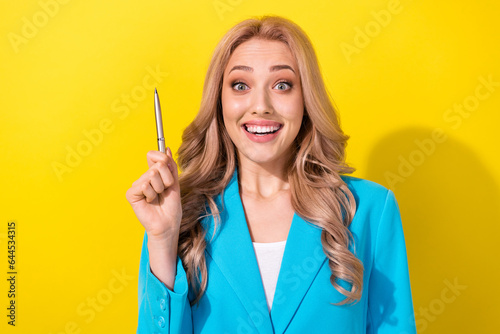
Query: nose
251 86 274 115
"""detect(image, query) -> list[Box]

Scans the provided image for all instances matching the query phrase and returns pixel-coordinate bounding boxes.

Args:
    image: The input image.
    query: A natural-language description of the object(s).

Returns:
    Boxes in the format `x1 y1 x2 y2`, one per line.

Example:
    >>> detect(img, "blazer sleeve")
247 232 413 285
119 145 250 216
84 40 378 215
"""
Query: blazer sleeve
137 231 193 334
366 190 417 334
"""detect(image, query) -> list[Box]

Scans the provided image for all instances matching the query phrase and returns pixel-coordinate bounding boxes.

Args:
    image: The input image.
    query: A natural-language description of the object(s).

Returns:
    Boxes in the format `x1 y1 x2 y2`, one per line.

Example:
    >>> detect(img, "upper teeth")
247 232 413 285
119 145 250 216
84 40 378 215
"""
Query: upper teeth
246 125 280 133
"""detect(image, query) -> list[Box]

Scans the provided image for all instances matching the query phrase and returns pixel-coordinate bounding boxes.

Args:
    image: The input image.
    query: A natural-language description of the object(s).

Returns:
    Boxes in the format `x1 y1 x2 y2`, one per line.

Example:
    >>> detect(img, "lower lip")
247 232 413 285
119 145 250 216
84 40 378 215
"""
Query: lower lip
242 125 282 143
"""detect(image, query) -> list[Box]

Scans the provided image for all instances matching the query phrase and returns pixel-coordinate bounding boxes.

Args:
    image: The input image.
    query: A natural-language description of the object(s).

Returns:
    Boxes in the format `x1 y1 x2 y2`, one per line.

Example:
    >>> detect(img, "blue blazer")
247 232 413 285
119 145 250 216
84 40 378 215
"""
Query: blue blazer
137 168 417 333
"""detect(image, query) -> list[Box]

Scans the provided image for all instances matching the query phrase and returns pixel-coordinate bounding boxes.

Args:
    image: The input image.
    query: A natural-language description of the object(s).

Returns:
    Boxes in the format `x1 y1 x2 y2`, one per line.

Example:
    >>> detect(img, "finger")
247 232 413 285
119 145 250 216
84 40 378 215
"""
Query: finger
126 181 154 204
148 168 165 194
146 150 169 168
148 148 179 183
165 147 180 182
153 160 175 190
140 180 158 203
132 167 156 188
132 151 175 190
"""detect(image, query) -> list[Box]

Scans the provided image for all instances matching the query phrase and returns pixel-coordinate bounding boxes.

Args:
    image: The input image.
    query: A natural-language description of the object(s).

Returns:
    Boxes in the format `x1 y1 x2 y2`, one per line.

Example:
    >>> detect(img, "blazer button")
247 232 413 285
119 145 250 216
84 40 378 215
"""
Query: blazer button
157 315 165 328
159 298 166 311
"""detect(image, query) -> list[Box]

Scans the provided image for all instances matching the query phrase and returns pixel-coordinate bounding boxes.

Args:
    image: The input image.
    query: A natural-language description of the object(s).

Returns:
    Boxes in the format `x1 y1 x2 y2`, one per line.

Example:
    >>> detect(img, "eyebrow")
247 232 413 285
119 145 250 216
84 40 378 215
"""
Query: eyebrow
228 64 296 74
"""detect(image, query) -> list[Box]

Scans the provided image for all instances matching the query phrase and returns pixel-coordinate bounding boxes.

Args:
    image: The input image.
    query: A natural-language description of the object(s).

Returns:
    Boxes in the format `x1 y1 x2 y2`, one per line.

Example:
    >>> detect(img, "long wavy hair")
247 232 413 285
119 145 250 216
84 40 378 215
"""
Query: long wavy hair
177 15 363 306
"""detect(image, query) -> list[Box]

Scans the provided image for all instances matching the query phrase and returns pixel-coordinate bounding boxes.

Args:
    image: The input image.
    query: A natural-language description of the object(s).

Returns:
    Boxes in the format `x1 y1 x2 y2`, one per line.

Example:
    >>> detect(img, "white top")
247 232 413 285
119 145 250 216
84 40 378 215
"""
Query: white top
252 240 287 312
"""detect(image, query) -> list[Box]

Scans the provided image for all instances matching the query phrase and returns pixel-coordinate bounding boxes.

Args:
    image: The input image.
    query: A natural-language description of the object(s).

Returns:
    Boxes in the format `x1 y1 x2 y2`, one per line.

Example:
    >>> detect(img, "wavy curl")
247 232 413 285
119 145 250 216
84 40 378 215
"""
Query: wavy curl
177 15 363 306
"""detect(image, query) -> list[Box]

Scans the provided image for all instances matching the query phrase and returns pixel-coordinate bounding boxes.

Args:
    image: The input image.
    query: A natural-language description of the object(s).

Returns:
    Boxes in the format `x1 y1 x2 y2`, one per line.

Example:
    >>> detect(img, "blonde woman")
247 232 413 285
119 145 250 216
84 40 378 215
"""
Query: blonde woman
127 15 416 333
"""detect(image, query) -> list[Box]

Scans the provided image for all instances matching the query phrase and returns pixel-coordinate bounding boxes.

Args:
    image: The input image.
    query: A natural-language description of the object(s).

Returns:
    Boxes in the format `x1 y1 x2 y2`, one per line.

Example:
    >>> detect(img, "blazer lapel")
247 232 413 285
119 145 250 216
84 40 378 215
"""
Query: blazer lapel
203 168 328 334
203 168 274 333
270 210 327 333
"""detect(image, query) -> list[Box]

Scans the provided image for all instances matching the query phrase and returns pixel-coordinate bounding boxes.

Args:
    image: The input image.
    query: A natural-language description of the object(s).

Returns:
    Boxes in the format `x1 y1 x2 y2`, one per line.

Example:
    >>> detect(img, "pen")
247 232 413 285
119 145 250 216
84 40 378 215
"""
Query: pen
154 88 166 153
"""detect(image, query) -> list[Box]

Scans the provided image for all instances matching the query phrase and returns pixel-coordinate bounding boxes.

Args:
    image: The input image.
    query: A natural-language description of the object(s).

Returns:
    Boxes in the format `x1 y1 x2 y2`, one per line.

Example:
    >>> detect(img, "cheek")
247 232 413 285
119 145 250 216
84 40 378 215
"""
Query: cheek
221 89 236 125
278 99 304 127
222 101 247 125
221 101 242 138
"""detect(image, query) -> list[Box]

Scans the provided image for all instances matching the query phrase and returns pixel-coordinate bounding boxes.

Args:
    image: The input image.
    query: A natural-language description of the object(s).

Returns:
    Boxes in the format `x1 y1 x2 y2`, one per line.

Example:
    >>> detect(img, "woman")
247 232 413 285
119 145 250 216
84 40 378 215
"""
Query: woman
126 15 416 333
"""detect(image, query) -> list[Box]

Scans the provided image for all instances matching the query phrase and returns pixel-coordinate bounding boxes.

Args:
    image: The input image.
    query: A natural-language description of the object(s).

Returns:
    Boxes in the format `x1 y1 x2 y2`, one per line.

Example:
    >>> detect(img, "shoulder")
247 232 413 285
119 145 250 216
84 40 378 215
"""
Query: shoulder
339 175 404 248
340 174 396 215
340 174 391 200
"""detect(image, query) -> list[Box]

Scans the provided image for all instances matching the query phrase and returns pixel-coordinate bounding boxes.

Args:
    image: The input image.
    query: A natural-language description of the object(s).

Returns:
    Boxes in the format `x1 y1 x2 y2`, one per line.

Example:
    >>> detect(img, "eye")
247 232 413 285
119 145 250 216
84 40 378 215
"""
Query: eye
232 81 248 91
275 81 292 91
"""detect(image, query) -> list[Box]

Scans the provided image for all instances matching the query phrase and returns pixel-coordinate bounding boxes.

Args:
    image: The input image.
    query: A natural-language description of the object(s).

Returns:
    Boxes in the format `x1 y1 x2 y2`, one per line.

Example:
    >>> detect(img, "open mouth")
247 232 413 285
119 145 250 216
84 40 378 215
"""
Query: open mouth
243 124 283 136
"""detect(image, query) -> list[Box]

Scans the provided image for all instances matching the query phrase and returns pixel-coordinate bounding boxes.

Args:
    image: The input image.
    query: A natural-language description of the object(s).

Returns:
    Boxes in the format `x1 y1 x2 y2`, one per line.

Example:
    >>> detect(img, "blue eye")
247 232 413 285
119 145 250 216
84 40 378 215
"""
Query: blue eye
275 81 292 90
232 82 248 91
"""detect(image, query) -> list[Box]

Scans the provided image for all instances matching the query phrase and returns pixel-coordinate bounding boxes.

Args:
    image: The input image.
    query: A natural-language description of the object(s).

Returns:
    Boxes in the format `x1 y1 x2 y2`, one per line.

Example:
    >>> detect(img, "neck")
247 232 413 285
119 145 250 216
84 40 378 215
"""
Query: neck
236 155 290 200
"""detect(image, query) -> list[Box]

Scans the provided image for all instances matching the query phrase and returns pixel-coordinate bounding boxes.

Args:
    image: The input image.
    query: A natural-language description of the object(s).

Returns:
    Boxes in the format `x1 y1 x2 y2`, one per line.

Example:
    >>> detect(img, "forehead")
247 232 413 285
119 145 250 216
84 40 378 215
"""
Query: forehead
225 39 297 72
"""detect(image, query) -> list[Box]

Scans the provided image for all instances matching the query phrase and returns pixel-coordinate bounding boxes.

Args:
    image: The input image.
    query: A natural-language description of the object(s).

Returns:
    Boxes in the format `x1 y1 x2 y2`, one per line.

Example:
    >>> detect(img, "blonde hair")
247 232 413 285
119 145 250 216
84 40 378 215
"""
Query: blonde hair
177 15 363 306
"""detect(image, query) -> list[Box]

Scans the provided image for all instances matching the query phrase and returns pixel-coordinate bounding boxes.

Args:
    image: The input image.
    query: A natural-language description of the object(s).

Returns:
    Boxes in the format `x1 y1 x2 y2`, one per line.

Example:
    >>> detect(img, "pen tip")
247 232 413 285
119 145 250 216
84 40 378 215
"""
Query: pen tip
155 88 157 94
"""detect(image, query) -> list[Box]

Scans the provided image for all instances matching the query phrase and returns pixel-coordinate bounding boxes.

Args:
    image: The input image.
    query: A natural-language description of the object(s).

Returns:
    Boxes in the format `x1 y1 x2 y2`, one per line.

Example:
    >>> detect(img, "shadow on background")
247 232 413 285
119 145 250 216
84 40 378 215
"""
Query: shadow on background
364 127 499 334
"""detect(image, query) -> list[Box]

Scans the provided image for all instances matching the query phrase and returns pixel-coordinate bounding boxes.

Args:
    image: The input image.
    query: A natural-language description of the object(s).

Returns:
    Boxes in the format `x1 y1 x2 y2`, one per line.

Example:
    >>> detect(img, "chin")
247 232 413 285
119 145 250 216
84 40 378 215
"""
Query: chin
240 150 286 166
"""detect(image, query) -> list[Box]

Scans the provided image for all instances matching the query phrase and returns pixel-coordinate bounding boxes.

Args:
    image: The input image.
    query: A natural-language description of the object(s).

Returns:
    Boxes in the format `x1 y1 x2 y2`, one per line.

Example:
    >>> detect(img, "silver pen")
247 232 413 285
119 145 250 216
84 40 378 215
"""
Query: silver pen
154 88 166 153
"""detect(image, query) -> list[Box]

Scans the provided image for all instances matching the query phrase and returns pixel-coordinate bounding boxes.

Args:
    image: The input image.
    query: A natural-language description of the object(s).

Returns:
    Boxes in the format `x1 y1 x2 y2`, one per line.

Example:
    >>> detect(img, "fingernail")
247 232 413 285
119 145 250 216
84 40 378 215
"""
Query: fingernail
166 147 171 156
167 163 172 172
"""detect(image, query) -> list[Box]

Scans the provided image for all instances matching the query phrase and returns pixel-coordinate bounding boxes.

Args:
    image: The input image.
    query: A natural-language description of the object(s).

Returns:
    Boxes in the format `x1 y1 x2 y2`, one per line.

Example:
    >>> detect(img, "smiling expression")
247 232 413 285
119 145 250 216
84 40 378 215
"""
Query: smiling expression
221 38 304 168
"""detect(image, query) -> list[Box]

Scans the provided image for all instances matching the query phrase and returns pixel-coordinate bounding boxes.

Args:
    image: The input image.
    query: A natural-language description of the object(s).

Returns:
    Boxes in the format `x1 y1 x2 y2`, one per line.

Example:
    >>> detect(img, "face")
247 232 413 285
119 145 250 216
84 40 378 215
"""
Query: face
221 38 304 168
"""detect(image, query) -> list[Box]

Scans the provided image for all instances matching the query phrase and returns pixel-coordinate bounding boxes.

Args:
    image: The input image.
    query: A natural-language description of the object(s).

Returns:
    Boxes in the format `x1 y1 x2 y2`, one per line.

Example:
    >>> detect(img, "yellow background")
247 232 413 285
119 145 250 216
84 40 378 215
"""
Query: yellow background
1 0 498 333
